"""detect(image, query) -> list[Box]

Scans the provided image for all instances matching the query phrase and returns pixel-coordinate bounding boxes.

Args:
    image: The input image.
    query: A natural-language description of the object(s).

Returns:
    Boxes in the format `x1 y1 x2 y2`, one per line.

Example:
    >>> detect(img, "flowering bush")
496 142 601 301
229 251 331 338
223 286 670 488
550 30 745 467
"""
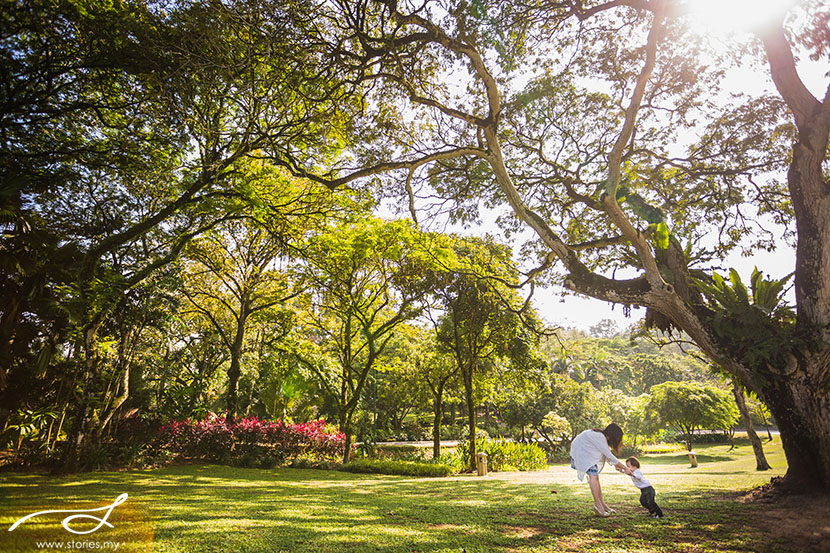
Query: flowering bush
158 414 346 466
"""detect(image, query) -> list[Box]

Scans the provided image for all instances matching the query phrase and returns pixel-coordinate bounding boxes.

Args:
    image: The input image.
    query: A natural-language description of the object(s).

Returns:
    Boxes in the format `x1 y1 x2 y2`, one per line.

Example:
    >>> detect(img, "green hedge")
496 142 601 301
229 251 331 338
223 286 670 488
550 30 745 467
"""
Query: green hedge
339 459 453 477
450 435 547 472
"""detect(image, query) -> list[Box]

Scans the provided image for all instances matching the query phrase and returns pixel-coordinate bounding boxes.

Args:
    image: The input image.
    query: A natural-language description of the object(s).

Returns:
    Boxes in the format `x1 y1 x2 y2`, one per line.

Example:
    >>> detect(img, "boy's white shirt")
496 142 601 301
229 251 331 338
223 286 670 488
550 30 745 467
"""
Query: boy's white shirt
628 467 651 489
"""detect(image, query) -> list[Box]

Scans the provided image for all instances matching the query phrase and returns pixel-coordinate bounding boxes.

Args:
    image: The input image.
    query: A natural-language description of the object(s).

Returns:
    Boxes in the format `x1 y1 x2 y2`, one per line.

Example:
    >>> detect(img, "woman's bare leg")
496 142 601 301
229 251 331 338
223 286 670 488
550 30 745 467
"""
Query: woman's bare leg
587 474 609 514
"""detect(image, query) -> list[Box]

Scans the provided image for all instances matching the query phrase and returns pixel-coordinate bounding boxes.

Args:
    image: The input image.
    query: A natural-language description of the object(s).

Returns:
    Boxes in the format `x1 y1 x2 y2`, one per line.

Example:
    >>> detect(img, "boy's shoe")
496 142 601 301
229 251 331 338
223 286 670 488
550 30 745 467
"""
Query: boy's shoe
651 513 664 518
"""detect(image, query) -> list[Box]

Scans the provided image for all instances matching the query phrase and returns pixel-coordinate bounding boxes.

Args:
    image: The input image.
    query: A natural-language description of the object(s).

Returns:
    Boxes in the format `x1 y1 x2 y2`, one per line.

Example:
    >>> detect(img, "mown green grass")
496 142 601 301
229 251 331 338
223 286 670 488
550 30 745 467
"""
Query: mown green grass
0 438 805 553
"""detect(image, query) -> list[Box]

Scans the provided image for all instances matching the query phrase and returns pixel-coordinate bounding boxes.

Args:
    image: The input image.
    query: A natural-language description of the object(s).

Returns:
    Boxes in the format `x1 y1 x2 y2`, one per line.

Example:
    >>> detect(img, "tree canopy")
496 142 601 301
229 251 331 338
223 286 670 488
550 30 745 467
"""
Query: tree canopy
2 0 827 489
644 380 740 451
273 0 830 489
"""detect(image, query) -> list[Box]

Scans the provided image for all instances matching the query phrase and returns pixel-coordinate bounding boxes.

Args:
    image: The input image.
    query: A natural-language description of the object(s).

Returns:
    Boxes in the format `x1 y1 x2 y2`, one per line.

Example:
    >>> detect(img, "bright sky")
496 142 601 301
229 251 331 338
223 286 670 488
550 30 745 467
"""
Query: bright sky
542 2 825 331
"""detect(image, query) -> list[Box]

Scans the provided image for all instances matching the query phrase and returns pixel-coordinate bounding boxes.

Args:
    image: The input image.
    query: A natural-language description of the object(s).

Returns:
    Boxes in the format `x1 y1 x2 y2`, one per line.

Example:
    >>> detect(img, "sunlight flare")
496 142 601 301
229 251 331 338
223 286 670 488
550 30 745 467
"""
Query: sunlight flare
683 0 796 34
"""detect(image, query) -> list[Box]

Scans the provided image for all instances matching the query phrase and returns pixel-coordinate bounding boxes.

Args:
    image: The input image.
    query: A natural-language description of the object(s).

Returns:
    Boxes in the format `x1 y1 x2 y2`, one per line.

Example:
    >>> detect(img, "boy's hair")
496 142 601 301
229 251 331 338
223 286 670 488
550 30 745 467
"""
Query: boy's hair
626 456 640 468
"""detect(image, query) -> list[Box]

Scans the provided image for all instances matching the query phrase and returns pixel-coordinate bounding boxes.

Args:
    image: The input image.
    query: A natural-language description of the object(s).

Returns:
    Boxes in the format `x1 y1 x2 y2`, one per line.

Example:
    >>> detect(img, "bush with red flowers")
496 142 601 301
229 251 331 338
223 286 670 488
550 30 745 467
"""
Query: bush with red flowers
157 414 346 467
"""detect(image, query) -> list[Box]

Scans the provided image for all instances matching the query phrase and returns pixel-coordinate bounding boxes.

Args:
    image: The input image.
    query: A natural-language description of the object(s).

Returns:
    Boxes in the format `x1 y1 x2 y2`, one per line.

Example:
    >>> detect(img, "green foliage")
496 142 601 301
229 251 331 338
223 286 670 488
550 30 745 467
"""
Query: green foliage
692 268 801 376
706 266 794 323
2 0 366 470
625 394 664 447
448 433 547 472
502 371 612 450
339 458 453 477
542 330 714 395
2 408 58 451
614 185 670 249
366 326 435 442
643 381 739 451
483 438 548 471
290 217 456 460
540 412 571 444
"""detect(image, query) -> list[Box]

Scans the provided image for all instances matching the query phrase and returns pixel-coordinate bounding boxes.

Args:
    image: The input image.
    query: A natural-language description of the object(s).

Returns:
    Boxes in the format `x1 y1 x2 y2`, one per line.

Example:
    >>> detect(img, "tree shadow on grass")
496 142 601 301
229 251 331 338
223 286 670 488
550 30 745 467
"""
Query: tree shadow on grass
642 453 733 465
0 465 806 553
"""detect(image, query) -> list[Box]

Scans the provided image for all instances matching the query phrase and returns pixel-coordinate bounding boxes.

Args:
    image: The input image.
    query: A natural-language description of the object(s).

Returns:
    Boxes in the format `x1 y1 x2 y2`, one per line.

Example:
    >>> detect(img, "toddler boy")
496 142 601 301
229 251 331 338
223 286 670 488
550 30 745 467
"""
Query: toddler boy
622 456 664 518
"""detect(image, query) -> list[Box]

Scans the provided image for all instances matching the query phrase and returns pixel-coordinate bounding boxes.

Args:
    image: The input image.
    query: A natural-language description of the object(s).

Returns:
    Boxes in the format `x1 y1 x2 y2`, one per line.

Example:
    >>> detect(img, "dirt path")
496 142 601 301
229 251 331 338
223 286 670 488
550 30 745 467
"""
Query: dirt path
737 484 830 553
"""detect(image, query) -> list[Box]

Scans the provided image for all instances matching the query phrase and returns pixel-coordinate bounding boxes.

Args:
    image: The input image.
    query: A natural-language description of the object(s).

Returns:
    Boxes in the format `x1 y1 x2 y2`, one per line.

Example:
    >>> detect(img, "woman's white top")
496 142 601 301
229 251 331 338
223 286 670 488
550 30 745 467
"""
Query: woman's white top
569 429 620 481
628 468 651 489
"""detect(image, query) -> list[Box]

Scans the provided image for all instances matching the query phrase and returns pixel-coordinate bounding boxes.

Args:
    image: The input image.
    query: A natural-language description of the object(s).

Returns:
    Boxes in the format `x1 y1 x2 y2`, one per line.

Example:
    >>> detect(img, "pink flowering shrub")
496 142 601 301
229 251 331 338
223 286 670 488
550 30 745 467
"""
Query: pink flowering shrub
158 413 346 466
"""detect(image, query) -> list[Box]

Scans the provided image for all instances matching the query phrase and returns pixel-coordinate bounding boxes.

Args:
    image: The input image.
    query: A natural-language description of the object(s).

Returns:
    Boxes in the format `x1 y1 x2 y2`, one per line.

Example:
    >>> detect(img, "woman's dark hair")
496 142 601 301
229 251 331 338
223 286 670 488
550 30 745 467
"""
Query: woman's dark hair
593 423 623 455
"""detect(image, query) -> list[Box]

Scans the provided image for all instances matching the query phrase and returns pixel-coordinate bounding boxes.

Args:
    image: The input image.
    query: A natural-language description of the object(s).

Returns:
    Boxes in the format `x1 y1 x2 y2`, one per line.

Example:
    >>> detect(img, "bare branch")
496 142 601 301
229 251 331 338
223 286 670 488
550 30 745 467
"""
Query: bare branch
602 3 666 287
264 146 487 190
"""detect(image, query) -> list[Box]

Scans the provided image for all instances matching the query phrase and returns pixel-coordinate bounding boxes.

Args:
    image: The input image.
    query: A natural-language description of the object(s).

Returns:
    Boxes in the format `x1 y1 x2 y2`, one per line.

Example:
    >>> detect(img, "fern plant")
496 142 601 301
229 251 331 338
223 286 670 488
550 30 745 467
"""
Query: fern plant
691 268 799 376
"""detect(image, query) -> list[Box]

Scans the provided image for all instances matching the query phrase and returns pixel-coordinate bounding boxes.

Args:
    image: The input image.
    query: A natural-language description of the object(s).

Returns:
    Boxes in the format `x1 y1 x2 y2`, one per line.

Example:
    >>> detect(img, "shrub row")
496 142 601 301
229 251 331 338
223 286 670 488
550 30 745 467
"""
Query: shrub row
450 433 548 472
339 458 453 477
639 442 686 454
158 414 346 467
483 438 548 471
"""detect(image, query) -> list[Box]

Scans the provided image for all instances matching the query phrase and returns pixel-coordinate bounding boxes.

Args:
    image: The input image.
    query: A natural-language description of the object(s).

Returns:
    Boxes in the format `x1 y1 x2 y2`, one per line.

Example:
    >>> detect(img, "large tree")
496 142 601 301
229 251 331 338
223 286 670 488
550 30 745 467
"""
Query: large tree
290 217 444 462
284 0 830 489
1 0 359 471
180 218 293 421
644 380 740 452
430 235 544 470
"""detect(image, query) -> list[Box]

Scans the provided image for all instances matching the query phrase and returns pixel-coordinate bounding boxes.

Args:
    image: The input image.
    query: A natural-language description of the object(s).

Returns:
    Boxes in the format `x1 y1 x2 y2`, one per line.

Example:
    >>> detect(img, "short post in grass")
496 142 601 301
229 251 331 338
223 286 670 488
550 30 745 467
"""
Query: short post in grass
476 452 488 476
687 451 698 467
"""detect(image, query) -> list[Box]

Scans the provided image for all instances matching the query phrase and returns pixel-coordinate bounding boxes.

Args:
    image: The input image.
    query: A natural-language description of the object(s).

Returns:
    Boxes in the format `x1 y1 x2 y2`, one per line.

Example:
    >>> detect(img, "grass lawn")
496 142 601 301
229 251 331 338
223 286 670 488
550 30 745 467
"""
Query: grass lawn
2 437 828 553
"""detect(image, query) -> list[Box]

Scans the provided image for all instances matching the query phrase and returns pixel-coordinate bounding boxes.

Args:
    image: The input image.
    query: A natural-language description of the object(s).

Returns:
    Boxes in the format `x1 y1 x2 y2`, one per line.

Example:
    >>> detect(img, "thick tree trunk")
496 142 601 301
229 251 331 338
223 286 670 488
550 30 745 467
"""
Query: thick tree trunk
750 22 830 490
225 354 241 422
760 362 830 489
342 430 352 464
731 381 771 471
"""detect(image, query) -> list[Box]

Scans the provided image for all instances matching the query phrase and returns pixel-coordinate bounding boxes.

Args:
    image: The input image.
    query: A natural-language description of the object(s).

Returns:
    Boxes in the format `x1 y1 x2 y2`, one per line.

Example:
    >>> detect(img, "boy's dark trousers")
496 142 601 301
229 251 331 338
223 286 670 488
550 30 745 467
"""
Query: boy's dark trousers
639 486 664 516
